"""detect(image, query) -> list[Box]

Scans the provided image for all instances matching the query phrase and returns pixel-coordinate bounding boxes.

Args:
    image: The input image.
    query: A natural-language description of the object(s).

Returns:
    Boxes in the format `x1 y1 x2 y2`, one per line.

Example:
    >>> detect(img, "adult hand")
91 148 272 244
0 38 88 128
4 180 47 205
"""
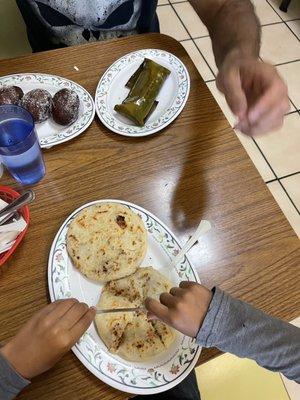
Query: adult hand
145 281 212 338
0 299 95 379
217 52 289 136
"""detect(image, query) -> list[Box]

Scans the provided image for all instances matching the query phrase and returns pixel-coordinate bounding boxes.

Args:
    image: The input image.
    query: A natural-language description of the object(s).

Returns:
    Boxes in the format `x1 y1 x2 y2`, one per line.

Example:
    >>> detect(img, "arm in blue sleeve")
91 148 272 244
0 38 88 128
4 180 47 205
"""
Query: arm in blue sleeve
197 288 300 382
0 351 30 400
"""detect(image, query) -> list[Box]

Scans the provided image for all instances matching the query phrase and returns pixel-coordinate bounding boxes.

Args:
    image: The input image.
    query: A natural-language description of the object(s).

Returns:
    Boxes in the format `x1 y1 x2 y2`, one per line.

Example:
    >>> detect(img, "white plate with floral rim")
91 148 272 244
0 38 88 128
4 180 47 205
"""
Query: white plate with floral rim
95 49 190 137
48 199 201 395
0 73 95 148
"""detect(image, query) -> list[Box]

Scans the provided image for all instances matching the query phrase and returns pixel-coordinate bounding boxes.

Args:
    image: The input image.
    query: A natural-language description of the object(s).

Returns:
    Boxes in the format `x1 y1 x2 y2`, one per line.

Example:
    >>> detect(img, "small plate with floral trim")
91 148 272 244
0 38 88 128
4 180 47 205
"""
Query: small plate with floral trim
0 73 95 148
95 49 190 137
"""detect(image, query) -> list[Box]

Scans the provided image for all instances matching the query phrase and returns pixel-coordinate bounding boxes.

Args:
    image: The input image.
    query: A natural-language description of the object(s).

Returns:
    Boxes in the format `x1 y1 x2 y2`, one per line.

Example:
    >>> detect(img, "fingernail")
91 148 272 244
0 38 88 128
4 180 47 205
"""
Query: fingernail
90 306 97 311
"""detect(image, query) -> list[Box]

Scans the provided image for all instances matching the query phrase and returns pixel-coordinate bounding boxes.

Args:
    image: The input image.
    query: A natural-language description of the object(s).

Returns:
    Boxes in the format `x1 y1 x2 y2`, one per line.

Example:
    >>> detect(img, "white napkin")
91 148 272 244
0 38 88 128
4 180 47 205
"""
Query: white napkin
0 198 27 254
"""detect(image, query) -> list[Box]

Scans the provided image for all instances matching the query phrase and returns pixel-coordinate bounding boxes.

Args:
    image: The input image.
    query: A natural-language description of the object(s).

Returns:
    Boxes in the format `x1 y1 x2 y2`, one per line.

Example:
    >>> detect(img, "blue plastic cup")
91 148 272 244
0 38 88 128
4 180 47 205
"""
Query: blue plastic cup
0 105 45 185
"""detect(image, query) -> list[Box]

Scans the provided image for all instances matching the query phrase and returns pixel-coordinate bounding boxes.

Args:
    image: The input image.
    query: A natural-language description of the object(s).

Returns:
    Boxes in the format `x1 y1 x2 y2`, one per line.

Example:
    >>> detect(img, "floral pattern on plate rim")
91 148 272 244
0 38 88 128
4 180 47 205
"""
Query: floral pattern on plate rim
49 200 201 392
0 73 95 147
95 49 190 136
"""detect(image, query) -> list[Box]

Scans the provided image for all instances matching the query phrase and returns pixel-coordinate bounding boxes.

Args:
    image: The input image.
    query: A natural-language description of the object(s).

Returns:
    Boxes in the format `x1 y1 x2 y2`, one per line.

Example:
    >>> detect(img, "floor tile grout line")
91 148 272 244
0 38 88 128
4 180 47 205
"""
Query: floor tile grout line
280 171 300 181
278 179 300 215
163 6 296 30
167 2 193 39
252 137 278 179
258 19 299 112
288 97 299 113
167 3 299 76
275 59 300 67
169 1 217 78
265 0 292 23
266 171 300 184
179 34 210 42
265 0 300 42
252 138 300 215
285 110 299 116
261 21 286 27
190 34 210 40
171 4 299 75
266 178 278 184
167 0 300 43
167 3 299 23
283 21 300 41
285 17 300 22
192 39 217 78
279 374 292 400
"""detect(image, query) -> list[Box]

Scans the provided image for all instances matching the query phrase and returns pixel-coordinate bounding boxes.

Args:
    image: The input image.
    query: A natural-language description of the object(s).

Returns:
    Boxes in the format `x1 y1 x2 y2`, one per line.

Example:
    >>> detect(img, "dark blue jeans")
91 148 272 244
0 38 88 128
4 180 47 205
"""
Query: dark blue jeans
134 370 201 400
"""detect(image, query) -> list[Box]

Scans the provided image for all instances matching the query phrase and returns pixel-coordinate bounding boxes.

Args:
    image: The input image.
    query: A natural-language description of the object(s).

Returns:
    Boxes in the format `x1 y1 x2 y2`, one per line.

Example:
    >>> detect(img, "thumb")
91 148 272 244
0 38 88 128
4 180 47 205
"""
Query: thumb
217 68 247 120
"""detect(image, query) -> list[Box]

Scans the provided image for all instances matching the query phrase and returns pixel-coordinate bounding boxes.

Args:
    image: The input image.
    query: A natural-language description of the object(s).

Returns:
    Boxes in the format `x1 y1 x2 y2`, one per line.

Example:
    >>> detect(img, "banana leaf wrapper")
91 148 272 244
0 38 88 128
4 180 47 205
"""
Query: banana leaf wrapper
114 58 171 126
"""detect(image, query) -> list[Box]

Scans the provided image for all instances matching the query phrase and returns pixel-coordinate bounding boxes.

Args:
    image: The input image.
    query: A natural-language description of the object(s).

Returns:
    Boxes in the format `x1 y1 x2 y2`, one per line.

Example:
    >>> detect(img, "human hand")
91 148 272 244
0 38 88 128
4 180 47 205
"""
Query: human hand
0 299 95 379
145 281 212 338
217 52 289 136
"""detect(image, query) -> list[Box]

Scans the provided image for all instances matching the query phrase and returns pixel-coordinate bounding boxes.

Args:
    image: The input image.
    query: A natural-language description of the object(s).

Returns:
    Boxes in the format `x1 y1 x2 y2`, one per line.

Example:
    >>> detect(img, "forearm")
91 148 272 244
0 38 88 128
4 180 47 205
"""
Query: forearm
190 0 261 67
197 288 300 382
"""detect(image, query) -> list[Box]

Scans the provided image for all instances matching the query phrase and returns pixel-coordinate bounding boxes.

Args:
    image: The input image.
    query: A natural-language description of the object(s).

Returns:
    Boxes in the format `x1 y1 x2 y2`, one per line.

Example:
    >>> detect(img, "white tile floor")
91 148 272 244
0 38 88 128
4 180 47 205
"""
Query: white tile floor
158 0 300 239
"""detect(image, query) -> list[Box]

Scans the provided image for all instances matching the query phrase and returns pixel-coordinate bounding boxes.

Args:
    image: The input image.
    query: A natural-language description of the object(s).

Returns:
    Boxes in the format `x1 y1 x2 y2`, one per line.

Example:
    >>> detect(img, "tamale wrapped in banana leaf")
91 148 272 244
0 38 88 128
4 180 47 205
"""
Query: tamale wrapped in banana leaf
114 58 170 126
125 62 144 89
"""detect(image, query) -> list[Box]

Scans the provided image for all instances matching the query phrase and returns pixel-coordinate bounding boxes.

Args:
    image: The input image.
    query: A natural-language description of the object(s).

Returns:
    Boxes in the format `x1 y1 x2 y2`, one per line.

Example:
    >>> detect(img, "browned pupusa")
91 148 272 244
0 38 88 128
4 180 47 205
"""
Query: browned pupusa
95 267 175 361
66 203 147 282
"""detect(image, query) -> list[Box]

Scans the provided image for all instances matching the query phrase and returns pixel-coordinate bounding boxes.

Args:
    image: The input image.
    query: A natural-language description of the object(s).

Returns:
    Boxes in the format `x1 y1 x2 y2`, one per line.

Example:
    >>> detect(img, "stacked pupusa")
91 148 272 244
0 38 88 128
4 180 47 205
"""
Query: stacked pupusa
66 203 175 361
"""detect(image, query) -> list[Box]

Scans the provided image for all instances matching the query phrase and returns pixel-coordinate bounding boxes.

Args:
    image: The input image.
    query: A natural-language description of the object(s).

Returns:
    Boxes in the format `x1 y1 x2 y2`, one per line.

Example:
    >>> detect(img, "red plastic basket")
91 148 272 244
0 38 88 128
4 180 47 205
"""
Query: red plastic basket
0 186 30 267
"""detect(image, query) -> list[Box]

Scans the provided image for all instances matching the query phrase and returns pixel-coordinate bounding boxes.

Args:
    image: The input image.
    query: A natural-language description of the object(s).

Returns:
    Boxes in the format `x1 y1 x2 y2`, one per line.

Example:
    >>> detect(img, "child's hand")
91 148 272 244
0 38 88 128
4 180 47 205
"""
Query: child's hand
0 299 95 379
145 282 212 338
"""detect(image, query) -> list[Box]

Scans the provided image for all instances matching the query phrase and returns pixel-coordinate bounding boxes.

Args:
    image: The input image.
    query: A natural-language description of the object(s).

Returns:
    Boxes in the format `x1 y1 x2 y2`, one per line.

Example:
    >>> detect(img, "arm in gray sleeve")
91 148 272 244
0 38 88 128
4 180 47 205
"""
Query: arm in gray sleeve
0 351 30 400
197 288 300 382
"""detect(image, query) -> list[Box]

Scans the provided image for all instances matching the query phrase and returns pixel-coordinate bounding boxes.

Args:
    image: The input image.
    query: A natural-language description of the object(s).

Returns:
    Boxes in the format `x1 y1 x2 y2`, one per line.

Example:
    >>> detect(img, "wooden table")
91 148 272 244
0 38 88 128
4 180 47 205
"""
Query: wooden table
0 34 299 399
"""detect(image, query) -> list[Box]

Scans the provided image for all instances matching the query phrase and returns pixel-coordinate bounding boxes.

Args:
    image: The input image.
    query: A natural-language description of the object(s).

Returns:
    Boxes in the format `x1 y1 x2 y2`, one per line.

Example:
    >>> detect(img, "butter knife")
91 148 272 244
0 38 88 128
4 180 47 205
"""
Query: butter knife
96 307 146 314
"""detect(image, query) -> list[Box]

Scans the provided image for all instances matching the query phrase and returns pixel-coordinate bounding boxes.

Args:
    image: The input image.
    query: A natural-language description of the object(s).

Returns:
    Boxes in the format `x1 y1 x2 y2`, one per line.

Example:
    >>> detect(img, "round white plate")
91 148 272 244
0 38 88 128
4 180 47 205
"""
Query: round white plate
48 199 201 395
95 49 190 137
0 73 95 148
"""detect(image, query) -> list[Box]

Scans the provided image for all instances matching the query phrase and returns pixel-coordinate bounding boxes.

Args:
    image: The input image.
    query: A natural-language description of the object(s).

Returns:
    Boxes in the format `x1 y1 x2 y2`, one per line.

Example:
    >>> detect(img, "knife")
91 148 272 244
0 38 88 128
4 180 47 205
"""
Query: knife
96 307 146 314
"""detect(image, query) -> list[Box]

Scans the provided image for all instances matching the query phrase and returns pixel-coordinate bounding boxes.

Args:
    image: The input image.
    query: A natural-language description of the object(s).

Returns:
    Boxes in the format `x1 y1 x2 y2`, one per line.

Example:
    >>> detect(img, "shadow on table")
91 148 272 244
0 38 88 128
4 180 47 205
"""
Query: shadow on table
95 93 225 237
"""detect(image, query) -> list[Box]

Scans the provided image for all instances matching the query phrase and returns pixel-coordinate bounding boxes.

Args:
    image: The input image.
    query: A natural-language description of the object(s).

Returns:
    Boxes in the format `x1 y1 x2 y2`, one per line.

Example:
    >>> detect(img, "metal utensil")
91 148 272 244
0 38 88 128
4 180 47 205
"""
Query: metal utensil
0 212 21 226
96 307 146 315
0 189 35 226
167 219 212 270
